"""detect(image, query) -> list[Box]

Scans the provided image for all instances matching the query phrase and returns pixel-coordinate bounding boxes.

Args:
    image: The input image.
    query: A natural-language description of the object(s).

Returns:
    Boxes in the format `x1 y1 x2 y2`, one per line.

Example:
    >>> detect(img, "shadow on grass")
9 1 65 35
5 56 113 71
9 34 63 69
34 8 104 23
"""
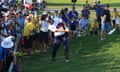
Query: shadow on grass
68 33 120 72
70 33 120 56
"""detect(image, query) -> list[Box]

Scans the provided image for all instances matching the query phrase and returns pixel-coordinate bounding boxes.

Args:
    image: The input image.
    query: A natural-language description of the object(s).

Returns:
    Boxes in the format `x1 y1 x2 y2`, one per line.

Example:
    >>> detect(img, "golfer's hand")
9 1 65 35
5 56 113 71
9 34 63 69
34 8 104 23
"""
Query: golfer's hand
65 28 70 32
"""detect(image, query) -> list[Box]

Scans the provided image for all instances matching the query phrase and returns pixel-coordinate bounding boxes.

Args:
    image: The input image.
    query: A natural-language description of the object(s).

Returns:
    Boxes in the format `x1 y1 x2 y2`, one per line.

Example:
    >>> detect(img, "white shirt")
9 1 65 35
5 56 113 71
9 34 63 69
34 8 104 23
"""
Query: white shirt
51 16 62 27
2 4 9 9
37 0 43 3
48 24 65 37
40 20 48 32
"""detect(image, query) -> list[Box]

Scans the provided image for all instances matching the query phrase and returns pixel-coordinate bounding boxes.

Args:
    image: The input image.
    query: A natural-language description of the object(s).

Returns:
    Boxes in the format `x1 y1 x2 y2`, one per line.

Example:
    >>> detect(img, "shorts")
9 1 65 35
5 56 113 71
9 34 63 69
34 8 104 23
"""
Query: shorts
101 22 111 31
115 18 119 24
39 31 49 44
112 18 119 25
24 36 32 49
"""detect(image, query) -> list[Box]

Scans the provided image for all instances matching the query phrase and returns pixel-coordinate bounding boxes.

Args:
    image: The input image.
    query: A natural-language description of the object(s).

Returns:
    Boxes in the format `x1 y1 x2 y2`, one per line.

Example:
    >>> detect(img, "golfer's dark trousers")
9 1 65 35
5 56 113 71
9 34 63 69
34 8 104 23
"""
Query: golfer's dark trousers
52 34 69 61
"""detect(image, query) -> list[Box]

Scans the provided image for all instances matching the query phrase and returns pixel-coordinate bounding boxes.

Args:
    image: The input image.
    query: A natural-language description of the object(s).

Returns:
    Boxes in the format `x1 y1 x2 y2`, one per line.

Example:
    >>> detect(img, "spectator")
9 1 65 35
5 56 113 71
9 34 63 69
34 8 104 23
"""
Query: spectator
84 0 90 9
96 4 104 29
101 4 111 40
16 11 25 30
68 6 78 37
79 15 89 35
33 16 40 51
81 5 90 19
23 16 35 56
61 8 70 27
111 8 120 32
89 18 99 35
39 13 49 52
51 10 62 27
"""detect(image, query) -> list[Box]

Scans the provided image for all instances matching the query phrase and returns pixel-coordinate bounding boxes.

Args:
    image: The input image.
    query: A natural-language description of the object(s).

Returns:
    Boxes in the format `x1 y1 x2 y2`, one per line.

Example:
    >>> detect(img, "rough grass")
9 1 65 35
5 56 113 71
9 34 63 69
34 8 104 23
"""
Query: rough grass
45 0 120 10
22 32 120 72
45 0 120 4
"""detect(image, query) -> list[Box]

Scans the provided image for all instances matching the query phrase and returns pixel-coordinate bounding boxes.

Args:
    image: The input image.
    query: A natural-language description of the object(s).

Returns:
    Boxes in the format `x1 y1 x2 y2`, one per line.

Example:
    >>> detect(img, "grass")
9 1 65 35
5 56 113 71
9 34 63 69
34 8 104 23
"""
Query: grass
22 32 120 72
45 0 120 4
44 0 120 9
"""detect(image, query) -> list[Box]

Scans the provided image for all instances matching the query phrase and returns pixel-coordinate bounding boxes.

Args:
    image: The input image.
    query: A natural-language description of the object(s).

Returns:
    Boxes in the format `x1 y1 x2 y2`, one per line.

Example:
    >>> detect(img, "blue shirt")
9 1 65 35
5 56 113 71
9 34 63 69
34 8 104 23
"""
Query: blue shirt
96 7 103 17
17 17 25 27
61 14 69 24
68 10 78 19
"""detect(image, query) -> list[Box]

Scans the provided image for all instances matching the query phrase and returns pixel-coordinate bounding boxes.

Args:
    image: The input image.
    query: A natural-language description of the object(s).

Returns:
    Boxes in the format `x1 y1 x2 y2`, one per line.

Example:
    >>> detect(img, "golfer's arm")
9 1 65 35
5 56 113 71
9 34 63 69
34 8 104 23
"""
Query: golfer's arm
55 29 69 32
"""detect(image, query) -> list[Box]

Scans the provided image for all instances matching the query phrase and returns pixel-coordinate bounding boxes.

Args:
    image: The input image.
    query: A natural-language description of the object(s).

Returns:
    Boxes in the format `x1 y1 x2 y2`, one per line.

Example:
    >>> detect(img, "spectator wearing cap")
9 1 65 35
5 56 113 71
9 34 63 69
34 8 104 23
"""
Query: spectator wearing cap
23 16 35 56
51 10 63 27
28 11 39 50
101 4 111 40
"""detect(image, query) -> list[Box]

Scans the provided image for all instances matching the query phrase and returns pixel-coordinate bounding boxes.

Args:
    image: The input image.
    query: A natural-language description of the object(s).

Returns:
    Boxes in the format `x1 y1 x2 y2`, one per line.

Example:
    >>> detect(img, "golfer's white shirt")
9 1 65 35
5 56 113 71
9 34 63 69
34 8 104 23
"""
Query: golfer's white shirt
48 24 65 37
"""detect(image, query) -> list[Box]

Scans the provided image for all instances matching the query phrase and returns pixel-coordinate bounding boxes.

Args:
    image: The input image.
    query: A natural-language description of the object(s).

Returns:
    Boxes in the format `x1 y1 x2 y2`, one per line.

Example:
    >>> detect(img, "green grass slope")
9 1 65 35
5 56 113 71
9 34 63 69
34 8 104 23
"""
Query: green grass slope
22 32 120 72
